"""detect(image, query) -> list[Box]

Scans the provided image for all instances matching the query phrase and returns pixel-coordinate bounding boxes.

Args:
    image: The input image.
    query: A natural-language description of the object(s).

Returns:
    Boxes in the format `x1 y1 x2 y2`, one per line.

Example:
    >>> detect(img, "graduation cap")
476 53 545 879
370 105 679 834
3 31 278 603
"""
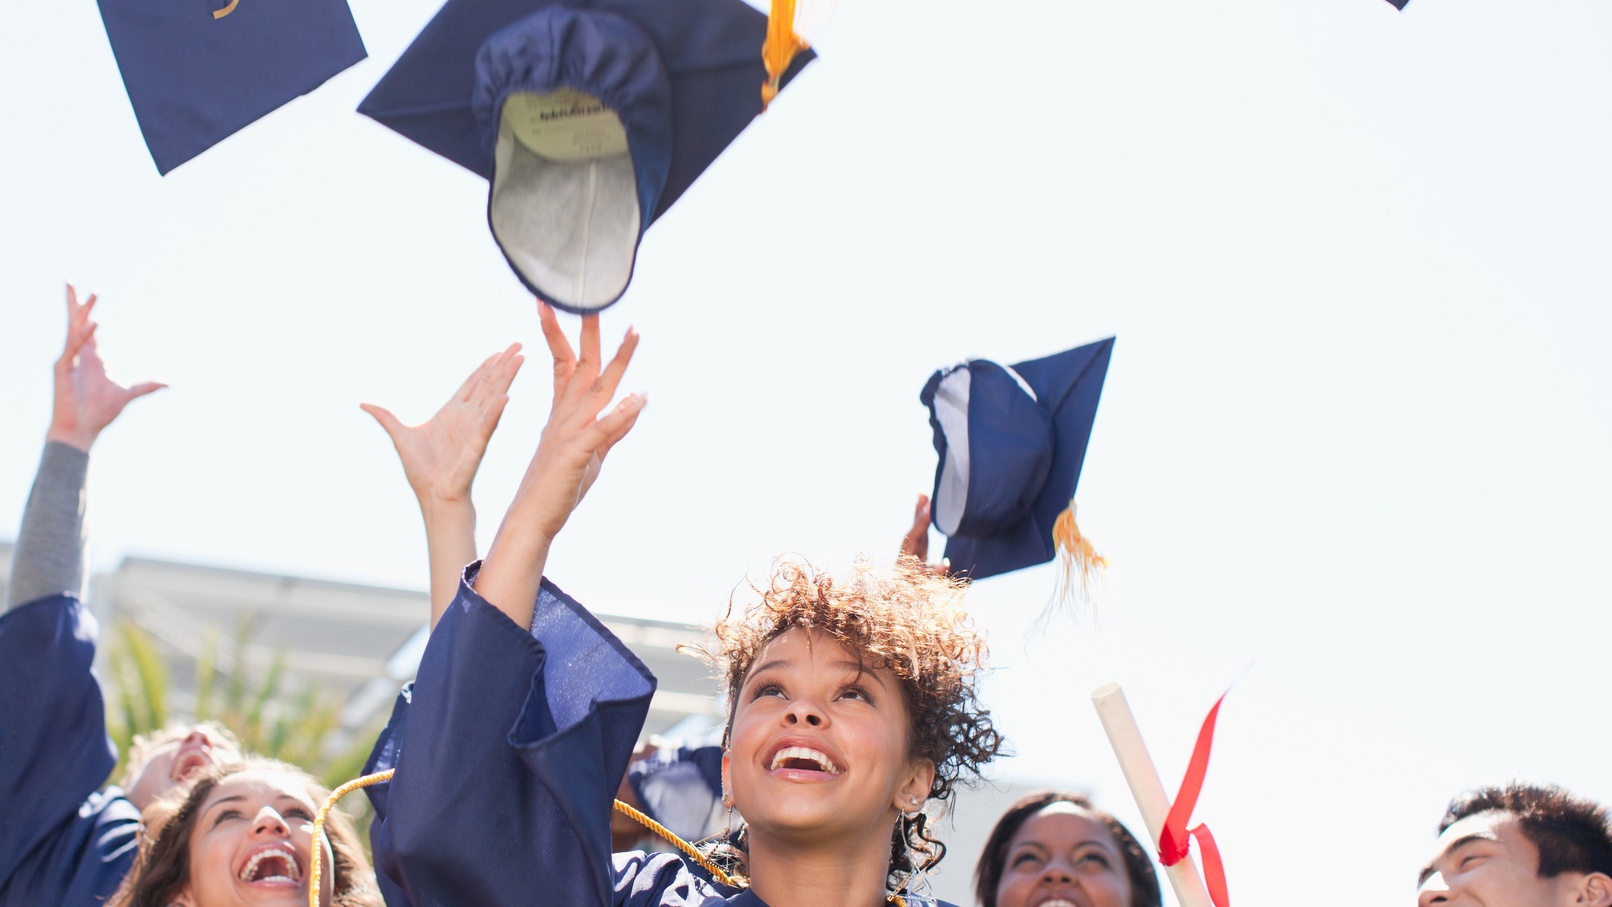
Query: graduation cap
358 0 815 314
96 0 366 175
1385 0 1410 8
920 337 1114 590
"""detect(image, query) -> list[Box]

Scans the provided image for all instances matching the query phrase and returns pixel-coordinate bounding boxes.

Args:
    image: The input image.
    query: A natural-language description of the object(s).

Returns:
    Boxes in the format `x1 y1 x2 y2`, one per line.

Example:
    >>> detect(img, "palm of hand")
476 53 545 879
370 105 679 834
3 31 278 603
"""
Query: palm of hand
395 401 497 502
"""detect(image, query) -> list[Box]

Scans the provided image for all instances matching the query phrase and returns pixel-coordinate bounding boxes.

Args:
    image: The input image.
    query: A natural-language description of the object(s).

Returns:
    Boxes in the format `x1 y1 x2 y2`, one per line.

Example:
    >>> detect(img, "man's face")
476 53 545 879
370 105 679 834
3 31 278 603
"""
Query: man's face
1418 810 1578 907
126 726 239 810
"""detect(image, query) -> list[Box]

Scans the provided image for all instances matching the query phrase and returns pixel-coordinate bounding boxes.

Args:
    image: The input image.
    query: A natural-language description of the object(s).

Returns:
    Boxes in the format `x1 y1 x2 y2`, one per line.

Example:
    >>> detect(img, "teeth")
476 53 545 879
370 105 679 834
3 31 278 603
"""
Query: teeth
239 847 301 883
769 746 841 774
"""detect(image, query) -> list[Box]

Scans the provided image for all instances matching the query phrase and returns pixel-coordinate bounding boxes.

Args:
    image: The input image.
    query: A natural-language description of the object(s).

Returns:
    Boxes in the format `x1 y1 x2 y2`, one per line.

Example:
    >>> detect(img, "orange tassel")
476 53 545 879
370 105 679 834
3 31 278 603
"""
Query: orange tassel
1052 499 1106 607
761 0 809 109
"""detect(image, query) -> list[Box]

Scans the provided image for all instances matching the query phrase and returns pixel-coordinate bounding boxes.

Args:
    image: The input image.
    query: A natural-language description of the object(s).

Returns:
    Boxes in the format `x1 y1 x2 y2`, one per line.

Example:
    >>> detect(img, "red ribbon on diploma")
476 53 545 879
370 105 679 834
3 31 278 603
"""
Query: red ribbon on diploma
1157 693 1231 907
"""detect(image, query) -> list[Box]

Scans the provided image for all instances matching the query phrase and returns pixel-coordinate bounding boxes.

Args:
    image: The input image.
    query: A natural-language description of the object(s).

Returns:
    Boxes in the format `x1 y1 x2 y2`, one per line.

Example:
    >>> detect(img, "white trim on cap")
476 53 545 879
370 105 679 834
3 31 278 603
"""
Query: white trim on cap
932 366 971 537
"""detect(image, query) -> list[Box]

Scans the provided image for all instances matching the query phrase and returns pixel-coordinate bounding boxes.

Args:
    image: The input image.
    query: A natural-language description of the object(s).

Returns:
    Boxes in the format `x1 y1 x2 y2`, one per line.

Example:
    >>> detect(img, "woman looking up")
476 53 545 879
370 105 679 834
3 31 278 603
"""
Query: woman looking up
362 305 1005 907
974 792 1161 907
108 758 380 907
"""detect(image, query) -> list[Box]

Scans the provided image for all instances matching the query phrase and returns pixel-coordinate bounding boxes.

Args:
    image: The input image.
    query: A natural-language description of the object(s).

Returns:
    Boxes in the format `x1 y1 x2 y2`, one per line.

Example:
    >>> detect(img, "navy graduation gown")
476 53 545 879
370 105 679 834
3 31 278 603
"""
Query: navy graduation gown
363 567 954 907
0 595 140 906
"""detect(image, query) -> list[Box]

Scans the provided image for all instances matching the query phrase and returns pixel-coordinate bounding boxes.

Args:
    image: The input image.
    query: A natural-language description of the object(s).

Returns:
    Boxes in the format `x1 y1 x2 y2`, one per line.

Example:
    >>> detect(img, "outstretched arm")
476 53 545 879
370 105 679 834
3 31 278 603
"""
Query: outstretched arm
474 305 643 630
6 285 165 610
362 343 524 628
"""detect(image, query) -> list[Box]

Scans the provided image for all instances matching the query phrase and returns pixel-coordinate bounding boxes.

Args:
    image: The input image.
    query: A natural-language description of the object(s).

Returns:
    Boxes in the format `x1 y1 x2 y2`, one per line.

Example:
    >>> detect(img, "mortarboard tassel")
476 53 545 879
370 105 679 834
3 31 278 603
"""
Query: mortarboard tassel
761 0 810 109
1052 499 1107 606
309 769 394 907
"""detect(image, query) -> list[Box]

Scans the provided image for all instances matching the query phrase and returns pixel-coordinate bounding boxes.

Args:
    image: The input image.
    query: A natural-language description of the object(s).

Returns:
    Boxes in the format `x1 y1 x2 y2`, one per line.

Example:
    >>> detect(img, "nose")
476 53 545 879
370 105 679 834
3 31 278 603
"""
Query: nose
1039 859 1075 886
180 729 211 750
1416 872 1450 907
252 805 291 838
784 698 825 728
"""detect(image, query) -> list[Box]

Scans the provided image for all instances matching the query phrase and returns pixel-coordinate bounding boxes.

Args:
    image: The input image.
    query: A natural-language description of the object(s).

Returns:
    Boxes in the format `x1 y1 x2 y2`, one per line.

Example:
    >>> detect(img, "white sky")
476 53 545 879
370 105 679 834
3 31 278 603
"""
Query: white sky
3 0 1611 904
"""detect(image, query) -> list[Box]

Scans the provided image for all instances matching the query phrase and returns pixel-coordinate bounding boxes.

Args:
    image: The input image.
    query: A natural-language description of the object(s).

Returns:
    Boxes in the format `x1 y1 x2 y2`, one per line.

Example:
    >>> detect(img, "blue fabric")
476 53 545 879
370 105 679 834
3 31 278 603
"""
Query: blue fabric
357 0 813 312
365 565 655 907
0 595 140 907
923 338 1115 581
360 0 811 209
473 7 673 218
95 0 365 174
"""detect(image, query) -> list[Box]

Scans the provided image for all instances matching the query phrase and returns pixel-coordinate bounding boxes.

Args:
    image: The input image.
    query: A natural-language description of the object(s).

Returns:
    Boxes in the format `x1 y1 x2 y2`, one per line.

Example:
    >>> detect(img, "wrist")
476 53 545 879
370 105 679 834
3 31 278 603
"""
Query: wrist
45 424 96 452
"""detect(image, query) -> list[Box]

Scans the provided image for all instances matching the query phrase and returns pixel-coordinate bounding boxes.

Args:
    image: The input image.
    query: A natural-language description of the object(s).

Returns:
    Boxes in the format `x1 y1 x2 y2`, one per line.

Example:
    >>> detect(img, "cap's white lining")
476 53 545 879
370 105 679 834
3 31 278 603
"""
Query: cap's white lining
932 366 971 537
490 92 638 311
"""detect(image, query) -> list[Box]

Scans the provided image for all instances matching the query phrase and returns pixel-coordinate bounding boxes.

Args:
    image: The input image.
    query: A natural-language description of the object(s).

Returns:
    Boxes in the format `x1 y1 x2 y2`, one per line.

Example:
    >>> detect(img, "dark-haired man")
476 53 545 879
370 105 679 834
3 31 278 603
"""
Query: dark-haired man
1418 781 1612 906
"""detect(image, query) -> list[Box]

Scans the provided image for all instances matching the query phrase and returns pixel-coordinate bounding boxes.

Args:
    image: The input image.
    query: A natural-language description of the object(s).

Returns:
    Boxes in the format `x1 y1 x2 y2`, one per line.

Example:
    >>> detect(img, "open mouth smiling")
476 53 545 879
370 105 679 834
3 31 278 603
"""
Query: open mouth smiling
170 745 214 781
766 742 843 776
237 843 303 888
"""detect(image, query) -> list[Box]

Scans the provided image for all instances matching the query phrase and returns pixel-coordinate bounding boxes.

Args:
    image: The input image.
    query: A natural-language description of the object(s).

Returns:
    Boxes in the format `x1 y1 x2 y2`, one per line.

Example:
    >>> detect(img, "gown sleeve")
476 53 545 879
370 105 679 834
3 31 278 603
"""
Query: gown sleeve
366 563 665 907
0 594 136 903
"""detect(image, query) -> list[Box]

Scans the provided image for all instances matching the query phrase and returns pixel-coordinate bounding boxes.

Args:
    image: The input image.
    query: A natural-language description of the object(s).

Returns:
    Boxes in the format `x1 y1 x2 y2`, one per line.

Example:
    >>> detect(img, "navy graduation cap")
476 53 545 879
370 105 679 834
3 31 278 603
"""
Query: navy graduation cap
921 337 1114 587
359 0 815 314
96 0 366 175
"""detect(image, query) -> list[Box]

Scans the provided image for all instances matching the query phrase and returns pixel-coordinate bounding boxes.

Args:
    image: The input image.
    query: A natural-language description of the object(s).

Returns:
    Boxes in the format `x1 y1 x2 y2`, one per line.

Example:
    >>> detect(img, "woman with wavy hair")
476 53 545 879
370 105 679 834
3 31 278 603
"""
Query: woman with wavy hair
361 307 1006 907
974 792 1161 907
109 758 380 907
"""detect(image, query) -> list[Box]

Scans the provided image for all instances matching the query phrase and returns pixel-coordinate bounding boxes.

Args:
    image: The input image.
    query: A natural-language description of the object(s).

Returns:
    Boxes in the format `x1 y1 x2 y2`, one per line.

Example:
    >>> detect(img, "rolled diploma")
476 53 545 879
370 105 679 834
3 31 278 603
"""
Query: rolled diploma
1091 682 1214 907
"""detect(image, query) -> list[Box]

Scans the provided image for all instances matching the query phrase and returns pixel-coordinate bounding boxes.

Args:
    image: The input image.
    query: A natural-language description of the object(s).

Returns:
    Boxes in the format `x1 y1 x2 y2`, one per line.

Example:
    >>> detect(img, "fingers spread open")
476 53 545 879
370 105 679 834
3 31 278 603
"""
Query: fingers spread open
577 314 601 374
457 350 502 402
478 343 523 404
539 302 577 402
588 392 646 458
588 326 639 405
58 321 98 366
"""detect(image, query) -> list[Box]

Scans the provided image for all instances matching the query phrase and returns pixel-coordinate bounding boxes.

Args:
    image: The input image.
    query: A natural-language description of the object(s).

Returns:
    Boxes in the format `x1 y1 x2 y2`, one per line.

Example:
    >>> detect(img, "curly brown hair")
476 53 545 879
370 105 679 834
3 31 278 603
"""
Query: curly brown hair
687 556 1006 893
108 757 381 907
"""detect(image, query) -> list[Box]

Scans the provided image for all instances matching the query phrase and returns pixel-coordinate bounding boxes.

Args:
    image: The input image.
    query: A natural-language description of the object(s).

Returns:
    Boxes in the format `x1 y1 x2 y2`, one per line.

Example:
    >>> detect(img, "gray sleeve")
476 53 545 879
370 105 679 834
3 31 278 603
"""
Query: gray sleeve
5 441 90 611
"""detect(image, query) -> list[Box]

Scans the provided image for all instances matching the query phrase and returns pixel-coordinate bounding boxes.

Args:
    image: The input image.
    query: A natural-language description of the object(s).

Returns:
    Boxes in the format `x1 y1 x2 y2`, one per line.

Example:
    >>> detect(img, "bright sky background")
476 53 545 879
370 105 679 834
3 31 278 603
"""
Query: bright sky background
3 0 1611 904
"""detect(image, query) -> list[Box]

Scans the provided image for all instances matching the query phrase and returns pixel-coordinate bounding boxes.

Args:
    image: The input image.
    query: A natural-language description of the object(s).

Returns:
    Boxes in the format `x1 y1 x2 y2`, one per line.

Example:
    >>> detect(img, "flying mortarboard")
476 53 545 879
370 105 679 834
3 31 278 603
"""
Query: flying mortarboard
921 337 1114 591
358 0 815 314
96 0 366 175
1385 0 1409 8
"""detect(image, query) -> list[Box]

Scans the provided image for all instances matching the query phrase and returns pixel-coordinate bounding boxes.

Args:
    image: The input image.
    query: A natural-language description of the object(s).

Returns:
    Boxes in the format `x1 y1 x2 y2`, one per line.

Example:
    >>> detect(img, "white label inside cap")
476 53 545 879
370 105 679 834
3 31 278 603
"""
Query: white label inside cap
502 89 629 162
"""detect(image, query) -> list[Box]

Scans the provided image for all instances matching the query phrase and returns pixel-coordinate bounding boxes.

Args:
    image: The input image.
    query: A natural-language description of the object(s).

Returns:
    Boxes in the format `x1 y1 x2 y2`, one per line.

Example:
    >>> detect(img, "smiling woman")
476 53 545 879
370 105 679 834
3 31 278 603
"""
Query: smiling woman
108 759 380 907
974 792 1160 907
692 557 1004 897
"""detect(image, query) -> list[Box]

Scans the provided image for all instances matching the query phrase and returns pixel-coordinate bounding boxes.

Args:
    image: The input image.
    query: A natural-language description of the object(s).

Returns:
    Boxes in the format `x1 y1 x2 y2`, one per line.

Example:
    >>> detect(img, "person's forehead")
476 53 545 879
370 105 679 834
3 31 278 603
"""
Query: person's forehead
1012 804 1117 850
206 770 315 808
1426 810 1530 869
753 628 866 670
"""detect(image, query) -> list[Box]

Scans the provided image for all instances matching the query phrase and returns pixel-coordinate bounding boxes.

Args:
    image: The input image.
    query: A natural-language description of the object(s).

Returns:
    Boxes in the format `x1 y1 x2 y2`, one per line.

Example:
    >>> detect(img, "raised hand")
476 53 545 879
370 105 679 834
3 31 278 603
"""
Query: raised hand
900 494 932 563
361 343 524 507
474 304 644 628
899 493 951 577
46 284 166 451
363 343 524 626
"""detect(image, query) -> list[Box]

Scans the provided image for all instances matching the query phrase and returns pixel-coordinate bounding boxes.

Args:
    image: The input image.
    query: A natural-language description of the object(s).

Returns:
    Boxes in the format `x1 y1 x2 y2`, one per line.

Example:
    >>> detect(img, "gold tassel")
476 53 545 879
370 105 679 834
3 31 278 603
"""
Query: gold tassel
1052 499 1106 607
309 769 394 907
761 0 809 109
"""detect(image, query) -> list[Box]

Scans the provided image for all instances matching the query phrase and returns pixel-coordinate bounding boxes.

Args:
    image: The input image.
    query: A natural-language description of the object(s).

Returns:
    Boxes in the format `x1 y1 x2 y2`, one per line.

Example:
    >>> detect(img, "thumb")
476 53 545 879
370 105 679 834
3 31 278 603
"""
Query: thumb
359 403 405 439
127 382 168 400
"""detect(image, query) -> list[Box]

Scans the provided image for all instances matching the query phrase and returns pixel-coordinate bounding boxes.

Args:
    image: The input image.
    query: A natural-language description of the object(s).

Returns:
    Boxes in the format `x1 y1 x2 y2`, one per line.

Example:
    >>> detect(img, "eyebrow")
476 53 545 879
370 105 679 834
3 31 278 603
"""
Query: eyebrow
1417 834 1496 885
744 658 889 690
204 794 247 819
